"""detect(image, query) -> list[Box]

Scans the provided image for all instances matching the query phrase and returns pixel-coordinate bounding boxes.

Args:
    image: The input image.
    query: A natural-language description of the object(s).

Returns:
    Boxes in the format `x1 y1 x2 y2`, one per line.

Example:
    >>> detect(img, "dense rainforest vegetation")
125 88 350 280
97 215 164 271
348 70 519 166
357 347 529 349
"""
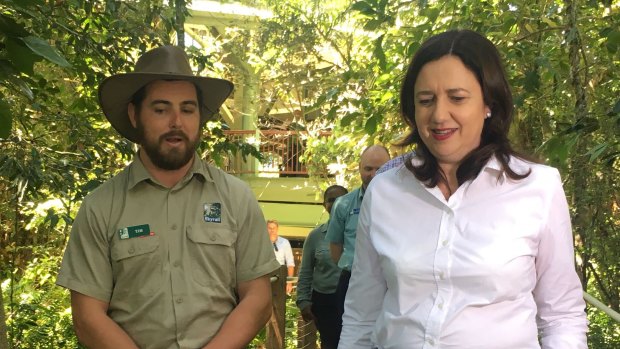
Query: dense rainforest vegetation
0 0 618 347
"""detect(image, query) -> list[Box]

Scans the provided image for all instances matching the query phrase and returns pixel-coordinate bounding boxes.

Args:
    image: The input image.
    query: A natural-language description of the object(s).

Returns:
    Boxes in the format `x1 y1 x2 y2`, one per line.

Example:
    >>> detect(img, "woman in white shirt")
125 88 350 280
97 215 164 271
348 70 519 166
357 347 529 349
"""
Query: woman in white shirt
339 29 588 349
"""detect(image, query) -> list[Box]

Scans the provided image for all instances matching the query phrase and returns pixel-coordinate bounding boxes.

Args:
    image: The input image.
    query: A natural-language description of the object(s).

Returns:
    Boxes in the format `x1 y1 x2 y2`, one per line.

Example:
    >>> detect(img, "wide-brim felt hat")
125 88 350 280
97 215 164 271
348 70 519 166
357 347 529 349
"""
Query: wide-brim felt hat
98 45 234 143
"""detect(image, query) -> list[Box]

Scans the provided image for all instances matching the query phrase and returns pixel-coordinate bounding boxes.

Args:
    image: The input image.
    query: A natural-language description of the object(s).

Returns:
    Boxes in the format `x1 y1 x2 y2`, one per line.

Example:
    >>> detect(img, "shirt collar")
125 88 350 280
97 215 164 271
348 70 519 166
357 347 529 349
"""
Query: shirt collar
481 155 508 184
357 186 365 201
127 152 214 190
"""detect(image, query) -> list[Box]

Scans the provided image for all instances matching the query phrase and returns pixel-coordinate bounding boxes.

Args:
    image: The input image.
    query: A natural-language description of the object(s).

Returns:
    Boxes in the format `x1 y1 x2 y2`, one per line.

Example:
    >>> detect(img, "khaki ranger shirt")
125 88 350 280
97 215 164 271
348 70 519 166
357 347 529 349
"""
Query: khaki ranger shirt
57 154 280 349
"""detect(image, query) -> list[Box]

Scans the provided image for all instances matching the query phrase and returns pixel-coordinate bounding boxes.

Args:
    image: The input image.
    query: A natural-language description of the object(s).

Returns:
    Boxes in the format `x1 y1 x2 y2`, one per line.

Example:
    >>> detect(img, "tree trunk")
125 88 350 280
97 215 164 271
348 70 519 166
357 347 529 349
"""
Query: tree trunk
175 0 185 47
563 0 591 290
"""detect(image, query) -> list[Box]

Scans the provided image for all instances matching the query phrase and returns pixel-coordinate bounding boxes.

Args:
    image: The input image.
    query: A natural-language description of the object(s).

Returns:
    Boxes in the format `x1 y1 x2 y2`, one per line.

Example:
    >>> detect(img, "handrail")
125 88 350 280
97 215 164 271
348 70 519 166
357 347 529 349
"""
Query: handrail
584 291 620 323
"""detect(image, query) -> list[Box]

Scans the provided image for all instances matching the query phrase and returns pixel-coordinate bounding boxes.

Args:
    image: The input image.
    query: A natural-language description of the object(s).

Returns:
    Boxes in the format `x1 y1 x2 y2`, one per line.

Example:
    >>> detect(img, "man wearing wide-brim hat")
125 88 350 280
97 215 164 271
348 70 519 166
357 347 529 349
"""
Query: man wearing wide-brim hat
57 45 280 349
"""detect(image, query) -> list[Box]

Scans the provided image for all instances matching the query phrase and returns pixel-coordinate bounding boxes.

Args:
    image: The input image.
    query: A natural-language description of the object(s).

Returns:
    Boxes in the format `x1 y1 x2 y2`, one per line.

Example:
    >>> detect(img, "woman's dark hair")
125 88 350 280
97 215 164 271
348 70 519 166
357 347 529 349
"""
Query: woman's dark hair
400 29 533 190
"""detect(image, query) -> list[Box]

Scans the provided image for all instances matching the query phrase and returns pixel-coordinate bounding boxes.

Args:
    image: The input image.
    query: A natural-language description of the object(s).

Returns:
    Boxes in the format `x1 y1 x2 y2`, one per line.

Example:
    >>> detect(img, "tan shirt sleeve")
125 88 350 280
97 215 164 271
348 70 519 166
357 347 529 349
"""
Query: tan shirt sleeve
233 185 280 282
56 190 114 302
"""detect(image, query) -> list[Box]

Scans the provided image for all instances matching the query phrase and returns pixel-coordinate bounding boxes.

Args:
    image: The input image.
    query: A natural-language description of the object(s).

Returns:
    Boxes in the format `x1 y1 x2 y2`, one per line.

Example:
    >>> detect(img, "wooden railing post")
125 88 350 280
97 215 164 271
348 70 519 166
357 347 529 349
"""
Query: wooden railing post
267 266 287 349
297 317 317 349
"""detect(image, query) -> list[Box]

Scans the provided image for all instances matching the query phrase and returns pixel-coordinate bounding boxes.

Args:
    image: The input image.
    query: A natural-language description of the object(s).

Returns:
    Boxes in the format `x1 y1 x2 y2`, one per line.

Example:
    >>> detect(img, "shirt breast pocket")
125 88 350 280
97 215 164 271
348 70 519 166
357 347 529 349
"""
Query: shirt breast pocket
110 236 161 296
187 225 237 287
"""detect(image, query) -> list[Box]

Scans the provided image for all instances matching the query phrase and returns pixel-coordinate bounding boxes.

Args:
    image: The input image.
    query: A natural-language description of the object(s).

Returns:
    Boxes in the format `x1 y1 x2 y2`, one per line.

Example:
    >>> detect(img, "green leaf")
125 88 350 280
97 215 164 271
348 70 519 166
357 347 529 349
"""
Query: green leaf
364 115 378 135
524 69 540 93
363 19 383 31
586 143 608 162
0 14 29 37
12 0 44 7
6 37 41 75
373 35 387 71
426 7 441 23
351 1 376 16
541 17 557 27
606 31 620 54
20 36 71 68
539 135 572 165
341 112 360 127
611 99 620 115
0 97 12 139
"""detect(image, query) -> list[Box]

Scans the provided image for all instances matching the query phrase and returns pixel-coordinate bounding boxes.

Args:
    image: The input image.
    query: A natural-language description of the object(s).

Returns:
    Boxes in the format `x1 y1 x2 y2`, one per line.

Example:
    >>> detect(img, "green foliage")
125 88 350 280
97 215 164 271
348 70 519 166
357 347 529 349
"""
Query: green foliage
3 250 82 348
0 0 619 346
587 308 620 349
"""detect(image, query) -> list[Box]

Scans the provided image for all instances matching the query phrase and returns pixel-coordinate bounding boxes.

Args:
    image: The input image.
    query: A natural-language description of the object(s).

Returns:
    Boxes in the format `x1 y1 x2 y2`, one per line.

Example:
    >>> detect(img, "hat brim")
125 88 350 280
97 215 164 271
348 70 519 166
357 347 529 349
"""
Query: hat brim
98 72 234 143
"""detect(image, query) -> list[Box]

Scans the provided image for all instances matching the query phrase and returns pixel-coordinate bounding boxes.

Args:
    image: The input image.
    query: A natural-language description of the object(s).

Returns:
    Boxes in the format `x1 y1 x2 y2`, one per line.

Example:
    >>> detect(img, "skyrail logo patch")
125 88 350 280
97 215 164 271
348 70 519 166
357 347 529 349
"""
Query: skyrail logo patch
203 203 222 223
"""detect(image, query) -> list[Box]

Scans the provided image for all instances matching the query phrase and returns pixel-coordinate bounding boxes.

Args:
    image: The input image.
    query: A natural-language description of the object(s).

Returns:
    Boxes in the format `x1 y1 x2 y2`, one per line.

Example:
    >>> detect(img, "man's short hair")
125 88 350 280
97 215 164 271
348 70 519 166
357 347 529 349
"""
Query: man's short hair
266 219 279 227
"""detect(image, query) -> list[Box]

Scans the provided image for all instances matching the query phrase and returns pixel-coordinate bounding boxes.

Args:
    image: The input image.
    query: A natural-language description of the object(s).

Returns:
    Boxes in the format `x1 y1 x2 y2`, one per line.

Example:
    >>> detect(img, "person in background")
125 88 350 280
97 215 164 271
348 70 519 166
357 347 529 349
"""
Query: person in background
325 145 390 334
56 45 280 349
376 150 415 175
267 219 295 294
338 29 587 349
297 185 349 349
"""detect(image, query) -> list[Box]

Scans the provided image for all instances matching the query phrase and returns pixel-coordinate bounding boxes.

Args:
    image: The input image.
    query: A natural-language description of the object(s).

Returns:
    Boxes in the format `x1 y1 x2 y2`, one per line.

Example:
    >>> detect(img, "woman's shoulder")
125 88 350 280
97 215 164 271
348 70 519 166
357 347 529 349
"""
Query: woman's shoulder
505 156 561 184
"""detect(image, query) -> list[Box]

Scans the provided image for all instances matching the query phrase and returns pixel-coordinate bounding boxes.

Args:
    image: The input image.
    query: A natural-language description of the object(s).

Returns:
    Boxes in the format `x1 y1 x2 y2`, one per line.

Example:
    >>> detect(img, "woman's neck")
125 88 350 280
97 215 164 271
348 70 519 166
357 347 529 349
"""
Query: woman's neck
438 163 459 200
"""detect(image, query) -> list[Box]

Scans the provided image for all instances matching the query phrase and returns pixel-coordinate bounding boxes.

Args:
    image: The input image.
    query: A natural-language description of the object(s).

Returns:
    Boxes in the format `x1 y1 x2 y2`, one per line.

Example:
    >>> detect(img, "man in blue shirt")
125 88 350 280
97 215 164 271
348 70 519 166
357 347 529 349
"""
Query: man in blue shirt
325 145 390 327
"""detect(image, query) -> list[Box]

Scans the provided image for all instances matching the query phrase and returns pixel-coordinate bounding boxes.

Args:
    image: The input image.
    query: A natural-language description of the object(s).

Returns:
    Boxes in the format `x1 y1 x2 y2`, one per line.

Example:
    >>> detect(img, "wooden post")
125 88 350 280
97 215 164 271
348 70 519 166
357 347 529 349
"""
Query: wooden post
266 266 287 349
297 317 317 349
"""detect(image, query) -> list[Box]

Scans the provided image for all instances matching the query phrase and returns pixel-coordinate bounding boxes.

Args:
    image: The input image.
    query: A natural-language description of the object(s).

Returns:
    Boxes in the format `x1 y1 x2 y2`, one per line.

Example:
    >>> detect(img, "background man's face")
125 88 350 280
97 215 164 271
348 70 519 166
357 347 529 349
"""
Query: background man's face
130 80 201 170
323 188 347 215
267 222 279 241
359 147 390 190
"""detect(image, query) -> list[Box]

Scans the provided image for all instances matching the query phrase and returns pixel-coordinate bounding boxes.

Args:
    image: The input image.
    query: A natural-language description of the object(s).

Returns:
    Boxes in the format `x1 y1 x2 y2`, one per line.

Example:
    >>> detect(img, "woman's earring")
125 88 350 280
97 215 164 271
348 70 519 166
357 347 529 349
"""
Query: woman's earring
485 112 492 119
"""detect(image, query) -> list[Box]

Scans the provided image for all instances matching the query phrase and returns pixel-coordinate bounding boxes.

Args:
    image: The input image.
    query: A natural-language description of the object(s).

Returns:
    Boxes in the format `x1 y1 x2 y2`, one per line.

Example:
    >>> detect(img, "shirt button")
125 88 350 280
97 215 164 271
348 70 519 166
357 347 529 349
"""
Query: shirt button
438 303 444 310
176 297 184 304
442 239 448 246
171 224 177 230
427 338 435 346
173 261 180 267
438 271 445 279
210 235 217 241
128 247 135 254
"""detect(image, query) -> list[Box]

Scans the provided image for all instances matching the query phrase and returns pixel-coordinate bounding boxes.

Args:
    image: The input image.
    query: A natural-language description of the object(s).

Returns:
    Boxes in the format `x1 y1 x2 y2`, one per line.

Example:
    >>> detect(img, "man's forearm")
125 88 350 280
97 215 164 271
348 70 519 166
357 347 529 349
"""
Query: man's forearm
330 242 343 264
203 277 272 349
74 314 138 349
71 292 138 349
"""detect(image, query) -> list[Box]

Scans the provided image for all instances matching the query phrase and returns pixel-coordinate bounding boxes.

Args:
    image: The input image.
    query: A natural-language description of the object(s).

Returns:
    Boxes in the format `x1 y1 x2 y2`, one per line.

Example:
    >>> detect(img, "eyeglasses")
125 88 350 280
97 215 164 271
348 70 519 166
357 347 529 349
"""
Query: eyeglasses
273 242 279 252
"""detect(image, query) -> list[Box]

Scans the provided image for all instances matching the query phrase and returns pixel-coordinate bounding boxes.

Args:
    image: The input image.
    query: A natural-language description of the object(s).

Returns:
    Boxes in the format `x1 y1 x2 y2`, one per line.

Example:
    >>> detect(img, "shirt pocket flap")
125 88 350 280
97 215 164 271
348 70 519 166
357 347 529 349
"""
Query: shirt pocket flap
187 226 236 247
112 236 160 262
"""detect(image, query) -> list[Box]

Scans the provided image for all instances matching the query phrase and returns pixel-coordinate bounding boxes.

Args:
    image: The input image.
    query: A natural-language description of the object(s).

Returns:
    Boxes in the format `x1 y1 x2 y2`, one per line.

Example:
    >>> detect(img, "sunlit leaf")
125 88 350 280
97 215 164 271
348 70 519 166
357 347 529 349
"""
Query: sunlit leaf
586 143 608 162
364 115 378 135
351 1 376 16
20 36 71 68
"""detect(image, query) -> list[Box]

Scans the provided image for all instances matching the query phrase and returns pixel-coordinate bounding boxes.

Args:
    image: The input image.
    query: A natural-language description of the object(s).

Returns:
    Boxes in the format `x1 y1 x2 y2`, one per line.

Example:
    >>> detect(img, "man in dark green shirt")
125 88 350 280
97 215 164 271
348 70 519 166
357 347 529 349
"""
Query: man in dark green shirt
297 185 348 349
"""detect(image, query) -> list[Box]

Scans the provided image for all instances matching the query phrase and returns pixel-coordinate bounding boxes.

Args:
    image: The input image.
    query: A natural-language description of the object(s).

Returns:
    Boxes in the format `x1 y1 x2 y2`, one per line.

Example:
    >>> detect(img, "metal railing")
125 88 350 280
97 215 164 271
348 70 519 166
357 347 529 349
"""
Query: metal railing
222 130 330 176
584 291 620 323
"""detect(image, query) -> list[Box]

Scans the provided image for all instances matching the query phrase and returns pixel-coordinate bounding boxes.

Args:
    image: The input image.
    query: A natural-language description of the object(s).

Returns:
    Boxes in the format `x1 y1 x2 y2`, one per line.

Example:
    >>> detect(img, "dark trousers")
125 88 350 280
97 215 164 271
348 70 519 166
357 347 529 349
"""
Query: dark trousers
335 269 352 323
311 290 341 349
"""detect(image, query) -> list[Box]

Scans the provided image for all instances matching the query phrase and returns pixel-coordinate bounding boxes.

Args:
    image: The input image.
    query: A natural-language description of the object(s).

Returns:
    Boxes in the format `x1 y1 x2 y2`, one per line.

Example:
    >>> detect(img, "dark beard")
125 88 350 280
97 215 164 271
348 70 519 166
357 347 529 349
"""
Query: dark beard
136 121 200 170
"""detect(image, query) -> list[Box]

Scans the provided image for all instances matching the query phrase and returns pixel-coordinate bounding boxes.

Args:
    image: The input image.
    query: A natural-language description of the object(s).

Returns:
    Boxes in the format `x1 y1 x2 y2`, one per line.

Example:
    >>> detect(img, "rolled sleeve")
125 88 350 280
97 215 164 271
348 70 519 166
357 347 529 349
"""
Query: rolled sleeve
534 170 588 349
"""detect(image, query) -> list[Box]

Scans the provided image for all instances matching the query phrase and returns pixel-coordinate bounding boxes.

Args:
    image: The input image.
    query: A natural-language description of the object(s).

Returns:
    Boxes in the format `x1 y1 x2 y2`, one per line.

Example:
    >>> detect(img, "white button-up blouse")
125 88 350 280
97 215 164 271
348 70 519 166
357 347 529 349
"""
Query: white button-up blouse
339 156 587 349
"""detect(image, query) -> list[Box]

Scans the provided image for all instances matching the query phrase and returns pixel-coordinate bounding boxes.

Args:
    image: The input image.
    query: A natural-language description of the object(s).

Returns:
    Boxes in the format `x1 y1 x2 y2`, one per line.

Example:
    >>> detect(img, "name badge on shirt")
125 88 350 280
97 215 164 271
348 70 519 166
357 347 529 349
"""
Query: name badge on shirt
204 202 222 223
118 224 152 240
350 208 360 215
